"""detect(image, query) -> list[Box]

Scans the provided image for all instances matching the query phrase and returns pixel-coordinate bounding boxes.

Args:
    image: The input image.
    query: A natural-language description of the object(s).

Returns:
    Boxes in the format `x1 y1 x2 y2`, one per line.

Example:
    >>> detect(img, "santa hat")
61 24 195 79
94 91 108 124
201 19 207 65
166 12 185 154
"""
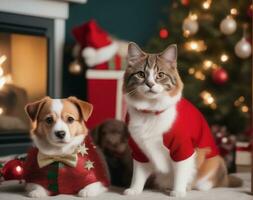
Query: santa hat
72 20 118 67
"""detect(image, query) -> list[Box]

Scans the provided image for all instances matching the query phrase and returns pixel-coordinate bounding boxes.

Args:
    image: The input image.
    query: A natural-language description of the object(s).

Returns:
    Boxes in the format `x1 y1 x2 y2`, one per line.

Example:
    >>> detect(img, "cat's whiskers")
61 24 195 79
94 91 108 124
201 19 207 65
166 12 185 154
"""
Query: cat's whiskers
125 89 137 97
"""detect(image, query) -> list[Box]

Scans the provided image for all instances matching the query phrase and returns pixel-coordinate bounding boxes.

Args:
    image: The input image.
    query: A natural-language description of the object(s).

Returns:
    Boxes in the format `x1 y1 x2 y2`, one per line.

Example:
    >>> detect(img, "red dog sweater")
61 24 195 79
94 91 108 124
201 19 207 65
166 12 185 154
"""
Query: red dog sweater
24 135 109 195
128 98 219 162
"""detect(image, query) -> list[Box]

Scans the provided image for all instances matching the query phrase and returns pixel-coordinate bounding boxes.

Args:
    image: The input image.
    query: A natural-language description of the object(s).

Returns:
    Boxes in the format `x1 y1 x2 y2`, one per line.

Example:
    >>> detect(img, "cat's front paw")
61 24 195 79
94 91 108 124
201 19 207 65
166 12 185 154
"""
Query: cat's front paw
124 188 142 195
78 182 107 197
170 190 186 198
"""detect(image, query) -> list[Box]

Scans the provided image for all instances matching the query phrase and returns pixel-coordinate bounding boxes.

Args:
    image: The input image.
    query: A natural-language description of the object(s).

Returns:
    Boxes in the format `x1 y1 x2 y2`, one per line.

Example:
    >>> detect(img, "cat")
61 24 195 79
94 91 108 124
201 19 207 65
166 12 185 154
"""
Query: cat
122 42 241 197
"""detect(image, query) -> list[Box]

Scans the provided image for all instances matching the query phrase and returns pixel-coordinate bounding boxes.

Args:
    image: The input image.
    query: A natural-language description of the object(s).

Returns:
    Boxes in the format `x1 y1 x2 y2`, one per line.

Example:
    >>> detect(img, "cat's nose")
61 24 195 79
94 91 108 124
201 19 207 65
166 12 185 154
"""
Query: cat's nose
146 81 155 88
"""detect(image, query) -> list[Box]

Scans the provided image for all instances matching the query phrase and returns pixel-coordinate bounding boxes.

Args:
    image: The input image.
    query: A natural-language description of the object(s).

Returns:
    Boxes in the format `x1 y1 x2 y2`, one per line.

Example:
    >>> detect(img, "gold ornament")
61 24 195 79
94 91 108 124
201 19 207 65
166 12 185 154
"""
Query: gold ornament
69 60 83 75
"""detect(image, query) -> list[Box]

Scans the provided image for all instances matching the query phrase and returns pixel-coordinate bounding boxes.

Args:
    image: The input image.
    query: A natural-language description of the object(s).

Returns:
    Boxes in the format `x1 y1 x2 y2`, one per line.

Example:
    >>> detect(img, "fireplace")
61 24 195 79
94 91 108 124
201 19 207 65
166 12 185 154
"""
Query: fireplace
0 12 55 155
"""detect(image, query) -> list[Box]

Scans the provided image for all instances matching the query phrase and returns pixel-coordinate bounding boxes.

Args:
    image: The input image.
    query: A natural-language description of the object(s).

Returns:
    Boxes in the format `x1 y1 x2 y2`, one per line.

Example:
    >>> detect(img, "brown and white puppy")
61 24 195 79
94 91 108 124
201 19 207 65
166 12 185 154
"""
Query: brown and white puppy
24 96 107 197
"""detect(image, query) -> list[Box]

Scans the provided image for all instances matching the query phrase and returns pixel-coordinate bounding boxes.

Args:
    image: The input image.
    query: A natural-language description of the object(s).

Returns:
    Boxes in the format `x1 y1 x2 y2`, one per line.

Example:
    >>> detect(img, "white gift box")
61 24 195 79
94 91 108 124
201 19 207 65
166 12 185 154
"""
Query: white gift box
235 142 251 166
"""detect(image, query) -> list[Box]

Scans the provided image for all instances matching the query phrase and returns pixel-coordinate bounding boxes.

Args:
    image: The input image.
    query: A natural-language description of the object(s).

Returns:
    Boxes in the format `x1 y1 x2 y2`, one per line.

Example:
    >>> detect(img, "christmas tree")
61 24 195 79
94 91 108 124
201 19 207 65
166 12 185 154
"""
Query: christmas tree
146 0 252 135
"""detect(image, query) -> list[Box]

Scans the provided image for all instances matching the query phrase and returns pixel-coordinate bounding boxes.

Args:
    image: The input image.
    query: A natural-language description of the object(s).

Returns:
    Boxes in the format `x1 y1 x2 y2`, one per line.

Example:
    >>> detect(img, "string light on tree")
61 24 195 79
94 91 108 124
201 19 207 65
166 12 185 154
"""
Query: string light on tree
188 67 195 75
182 12 199 37
234 96 249 113
200 90 217 109
241 105 249 113
203 60 213 70
202 0 212 10
234 96 245 107
230 8 238 16
194 70 205 80
184 40 207 52
220 15 237 35
220 53 229 62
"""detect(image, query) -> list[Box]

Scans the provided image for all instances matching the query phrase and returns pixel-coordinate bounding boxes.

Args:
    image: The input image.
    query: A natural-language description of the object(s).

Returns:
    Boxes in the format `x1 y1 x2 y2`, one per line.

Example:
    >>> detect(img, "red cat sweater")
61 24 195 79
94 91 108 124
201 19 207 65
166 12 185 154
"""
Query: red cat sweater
128 98 219 162
24 135 109 195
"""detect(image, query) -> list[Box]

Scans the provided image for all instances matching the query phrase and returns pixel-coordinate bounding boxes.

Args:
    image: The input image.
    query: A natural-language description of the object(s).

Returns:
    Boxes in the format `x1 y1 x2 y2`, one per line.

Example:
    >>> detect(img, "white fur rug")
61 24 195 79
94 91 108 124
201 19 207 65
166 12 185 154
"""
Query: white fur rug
0 173 251 200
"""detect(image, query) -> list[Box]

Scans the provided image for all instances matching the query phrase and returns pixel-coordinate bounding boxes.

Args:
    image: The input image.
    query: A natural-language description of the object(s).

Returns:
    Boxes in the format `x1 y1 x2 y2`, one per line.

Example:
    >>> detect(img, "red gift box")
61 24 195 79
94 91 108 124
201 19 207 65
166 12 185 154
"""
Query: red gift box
86 70 126 129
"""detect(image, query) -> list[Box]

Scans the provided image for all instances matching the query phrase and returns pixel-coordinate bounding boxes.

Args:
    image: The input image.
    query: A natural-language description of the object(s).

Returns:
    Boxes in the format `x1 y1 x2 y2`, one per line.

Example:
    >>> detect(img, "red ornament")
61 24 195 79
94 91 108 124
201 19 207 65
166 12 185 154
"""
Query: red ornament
247 4 253 18
1 159 25 181
181 0 190 6
212 68 228 85
159 28 169 39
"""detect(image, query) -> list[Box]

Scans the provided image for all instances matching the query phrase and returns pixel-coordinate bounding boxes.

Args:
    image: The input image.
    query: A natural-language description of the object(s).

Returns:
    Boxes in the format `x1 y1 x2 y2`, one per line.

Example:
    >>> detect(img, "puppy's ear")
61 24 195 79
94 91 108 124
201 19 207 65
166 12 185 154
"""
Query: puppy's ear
25 96 51 122
68 96 93 121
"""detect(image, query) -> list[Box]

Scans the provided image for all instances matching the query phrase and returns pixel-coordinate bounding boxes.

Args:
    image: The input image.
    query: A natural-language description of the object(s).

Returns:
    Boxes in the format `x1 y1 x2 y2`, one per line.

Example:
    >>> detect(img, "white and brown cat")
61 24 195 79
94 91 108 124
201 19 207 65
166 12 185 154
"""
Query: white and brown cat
123 42 241 197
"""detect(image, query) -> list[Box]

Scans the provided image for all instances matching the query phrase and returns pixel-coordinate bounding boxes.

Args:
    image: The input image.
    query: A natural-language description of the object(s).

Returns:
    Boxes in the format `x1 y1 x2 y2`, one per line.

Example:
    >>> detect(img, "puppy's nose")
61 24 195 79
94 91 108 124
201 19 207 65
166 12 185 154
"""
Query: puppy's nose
55 130 66 139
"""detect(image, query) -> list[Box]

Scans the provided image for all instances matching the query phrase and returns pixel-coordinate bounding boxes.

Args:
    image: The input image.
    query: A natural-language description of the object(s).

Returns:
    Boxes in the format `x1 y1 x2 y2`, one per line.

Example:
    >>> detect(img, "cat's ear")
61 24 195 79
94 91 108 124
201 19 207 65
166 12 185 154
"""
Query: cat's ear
159 44 177 64
127 42 145 66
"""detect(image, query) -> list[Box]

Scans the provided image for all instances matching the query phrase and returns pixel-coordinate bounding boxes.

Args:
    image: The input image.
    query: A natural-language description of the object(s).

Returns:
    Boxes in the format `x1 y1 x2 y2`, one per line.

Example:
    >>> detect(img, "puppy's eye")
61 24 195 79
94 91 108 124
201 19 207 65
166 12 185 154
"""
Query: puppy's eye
67 116 75 124
136 71 145 79
157 72 165 79
45 117 54 125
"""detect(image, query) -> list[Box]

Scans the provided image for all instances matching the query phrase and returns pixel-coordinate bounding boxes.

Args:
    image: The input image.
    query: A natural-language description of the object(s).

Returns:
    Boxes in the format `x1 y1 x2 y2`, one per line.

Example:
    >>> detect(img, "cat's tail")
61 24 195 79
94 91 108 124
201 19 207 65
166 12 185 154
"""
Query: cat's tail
227 175 243 187
216 157 242 188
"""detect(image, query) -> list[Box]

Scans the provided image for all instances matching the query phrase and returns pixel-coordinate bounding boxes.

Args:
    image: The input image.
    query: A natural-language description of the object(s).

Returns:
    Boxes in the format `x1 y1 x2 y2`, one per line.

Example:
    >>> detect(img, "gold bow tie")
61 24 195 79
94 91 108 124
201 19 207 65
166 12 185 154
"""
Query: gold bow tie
37 152 78 168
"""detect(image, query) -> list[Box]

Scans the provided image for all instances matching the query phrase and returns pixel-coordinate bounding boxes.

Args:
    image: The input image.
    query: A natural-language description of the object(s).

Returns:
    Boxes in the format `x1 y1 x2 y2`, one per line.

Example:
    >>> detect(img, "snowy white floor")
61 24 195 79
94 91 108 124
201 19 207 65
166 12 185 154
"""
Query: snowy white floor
0 173 251 200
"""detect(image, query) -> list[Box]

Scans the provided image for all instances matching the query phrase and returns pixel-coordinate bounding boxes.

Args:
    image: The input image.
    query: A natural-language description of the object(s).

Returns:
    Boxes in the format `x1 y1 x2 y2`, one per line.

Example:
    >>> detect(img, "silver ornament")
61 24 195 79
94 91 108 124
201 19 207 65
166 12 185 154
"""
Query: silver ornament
234 38 252 59
182 16 199 36
220 15 237 35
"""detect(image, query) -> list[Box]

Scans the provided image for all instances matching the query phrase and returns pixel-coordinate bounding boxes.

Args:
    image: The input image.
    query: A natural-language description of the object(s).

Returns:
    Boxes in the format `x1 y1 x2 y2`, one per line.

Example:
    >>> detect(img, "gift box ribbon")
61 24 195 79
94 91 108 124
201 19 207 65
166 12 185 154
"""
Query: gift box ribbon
236 143 252 152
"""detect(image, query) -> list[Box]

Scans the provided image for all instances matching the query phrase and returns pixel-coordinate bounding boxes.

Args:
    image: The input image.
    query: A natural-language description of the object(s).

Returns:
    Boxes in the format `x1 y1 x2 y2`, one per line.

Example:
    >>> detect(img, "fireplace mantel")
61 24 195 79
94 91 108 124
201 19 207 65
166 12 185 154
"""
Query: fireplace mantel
0 0 87 97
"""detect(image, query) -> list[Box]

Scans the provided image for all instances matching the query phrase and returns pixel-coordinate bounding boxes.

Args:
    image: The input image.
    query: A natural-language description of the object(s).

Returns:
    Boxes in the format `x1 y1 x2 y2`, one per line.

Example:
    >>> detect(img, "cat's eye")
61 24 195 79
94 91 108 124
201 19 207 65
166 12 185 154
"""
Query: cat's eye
45 116 54 125
157 72 165 79
67 116 75 124
136 71 145 79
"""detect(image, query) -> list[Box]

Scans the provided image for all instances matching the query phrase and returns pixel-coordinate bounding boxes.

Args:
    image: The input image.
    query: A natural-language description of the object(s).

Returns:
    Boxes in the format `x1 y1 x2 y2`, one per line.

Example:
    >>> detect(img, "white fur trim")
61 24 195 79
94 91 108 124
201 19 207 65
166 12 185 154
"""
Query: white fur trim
82 42 118 67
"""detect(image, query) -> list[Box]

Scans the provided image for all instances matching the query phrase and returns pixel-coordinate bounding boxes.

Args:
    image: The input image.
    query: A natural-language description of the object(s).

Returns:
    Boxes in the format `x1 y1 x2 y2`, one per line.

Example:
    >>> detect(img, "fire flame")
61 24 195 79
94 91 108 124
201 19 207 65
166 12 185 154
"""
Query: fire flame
0 55 12 89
